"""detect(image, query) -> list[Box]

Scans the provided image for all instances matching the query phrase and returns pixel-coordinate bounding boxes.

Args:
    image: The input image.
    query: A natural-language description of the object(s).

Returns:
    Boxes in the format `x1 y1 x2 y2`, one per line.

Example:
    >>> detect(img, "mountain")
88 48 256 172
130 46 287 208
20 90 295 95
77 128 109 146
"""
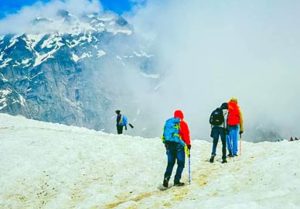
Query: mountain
0 113 299 208
0 10 156 132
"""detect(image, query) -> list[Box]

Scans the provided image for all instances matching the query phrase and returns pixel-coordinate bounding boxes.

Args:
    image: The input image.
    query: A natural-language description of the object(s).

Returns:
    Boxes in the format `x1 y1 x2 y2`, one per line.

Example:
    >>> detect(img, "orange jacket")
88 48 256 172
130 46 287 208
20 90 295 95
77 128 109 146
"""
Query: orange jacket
227 100 244 132
174 110 191 146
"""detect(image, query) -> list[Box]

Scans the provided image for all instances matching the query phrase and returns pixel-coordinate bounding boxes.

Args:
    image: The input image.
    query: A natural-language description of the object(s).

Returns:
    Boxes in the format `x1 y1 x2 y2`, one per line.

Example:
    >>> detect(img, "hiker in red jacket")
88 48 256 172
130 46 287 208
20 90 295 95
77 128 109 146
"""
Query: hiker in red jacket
162 110 191 188
227 98 244 157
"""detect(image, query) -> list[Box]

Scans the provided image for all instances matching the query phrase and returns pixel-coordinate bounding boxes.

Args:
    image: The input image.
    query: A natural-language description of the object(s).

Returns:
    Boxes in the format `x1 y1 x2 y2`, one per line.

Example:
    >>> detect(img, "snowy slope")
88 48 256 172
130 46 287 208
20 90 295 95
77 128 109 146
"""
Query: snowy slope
0 113 299 209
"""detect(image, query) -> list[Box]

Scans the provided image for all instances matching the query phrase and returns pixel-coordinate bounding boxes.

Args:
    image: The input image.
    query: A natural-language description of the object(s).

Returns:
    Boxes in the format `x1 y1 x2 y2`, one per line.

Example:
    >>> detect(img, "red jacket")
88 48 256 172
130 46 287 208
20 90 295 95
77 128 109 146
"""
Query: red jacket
227 100 244 132
174 110 191 146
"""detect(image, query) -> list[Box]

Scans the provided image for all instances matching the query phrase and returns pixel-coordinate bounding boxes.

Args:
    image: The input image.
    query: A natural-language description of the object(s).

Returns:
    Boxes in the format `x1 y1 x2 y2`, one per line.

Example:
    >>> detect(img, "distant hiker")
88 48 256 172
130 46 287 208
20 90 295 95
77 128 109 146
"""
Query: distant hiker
226 98 244 157
115 110 134 134
289 137 299 141
162 110 191 188
115 110 128 134
209 102 228 163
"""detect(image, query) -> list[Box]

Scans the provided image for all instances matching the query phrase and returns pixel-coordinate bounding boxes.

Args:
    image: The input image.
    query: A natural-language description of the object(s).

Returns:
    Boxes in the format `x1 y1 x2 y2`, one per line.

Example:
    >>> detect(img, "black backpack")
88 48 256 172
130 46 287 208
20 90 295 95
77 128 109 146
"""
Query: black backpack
209 108 224 126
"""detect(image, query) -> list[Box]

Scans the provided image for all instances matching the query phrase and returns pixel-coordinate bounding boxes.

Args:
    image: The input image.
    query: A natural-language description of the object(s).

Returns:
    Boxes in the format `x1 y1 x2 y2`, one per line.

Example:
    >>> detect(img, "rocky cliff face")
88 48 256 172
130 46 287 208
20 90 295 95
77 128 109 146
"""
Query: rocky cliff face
0 10 156 132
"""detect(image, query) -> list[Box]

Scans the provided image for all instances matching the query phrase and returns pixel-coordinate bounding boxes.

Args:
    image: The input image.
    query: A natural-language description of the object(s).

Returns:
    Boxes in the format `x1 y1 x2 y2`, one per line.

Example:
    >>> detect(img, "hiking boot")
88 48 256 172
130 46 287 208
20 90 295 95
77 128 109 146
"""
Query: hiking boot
295 137 299 141
209 156 215 163
174 181 185 186
227 153 233 157
222 159 227 163
290 137 294 141
163 178 169 188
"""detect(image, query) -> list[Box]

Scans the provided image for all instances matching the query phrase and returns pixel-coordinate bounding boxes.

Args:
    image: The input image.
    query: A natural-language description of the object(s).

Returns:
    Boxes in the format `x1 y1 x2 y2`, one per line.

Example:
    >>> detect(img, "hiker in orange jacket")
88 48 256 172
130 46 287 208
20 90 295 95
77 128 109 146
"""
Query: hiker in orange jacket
226 98 244 157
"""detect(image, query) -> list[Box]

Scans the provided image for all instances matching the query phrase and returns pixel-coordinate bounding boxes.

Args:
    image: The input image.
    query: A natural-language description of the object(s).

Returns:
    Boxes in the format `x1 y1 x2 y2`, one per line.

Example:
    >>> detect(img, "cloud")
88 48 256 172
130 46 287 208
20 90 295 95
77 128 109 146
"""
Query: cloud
0 0 102 34
127 0 300 140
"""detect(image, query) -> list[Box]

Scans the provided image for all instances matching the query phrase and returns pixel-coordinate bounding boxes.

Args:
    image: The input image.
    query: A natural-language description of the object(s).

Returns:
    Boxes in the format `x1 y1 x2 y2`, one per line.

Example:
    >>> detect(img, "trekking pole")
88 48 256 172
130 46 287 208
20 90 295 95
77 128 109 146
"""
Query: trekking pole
239 133 242 156
188 149 191 184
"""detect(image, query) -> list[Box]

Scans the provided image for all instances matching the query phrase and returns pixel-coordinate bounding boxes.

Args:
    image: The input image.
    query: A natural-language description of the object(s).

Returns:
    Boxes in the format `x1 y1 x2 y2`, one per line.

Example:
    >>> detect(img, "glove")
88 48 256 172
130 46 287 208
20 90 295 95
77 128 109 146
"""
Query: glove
239 130 243 135
187 144 191 150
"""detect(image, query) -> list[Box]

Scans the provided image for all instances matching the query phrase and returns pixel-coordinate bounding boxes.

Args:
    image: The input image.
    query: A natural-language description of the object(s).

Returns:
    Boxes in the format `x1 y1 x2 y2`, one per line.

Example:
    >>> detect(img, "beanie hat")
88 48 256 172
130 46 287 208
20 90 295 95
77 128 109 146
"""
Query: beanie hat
220 102 228 109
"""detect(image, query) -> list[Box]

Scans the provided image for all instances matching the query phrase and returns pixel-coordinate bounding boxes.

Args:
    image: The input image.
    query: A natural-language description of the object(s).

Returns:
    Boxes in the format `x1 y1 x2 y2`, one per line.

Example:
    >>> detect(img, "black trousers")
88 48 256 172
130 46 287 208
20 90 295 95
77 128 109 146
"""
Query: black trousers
117 125 123 134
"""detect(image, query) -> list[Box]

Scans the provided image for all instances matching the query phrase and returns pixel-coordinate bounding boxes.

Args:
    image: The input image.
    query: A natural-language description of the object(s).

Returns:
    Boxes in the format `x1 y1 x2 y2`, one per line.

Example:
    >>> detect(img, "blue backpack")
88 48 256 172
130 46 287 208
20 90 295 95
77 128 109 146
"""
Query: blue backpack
121 115 128 126
162 117 184 145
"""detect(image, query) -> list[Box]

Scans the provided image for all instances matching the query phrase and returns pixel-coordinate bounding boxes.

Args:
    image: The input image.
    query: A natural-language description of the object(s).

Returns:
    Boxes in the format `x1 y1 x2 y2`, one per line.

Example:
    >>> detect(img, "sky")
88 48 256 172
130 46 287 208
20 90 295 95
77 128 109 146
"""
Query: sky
0 0 140 19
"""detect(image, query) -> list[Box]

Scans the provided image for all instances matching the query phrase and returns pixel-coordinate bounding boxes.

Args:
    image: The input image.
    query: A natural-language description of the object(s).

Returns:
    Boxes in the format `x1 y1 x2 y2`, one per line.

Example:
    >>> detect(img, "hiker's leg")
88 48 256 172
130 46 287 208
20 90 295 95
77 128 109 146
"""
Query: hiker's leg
221 128 227 159
117 125 123 134
174 144 185 183
164 144 176 180
227 130 233 155
211 127 219 156
232 126 239 155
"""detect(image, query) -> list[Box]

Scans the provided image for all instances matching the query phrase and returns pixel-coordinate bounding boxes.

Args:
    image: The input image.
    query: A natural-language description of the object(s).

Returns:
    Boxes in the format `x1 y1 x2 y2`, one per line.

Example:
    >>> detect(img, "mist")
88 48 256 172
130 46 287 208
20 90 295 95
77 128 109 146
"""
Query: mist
126 0 300 140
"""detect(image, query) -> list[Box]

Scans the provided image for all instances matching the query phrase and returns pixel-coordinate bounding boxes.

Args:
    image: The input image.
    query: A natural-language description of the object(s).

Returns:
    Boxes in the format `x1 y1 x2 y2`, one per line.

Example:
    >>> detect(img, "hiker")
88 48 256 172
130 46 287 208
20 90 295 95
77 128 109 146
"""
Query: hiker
226 98 244 157
115 110 127 134
115 110 134 134
162 110 191 187
209 102 228 163
290 137 299 141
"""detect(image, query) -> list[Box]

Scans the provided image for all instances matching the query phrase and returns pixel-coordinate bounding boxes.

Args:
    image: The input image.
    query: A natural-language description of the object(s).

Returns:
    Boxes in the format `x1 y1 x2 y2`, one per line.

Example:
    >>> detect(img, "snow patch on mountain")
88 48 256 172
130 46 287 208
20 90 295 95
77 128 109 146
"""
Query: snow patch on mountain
141 72 160 79
0 58 12 68
96 50 106 57
26 34 45 48
133 50 153 58
0 52 4 61
0 90 12 110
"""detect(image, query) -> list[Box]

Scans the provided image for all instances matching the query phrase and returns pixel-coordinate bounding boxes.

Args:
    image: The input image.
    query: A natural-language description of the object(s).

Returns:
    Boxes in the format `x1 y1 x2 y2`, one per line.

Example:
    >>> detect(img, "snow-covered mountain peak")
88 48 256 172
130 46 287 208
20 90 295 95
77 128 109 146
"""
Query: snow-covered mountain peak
0 10 134 69
21 10 132 36
0 11 155 133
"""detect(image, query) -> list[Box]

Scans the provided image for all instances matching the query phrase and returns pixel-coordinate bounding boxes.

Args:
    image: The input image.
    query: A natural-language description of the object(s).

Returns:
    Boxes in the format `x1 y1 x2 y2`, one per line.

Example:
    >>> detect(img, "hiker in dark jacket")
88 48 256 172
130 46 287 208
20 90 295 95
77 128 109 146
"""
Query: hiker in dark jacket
115 110 126 134
209 103 228 163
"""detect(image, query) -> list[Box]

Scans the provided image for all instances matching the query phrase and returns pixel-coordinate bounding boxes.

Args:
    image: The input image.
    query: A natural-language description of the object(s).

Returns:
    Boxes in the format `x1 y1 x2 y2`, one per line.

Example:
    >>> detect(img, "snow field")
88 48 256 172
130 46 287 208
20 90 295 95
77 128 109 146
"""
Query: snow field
0 113 299 209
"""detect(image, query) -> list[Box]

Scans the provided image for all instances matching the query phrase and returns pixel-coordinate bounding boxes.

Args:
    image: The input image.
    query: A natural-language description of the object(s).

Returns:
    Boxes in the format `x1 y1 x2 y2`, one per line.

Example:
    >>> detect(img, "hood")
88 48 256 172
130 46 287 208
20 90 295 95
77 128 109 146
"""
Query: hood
174 110 184 120
229 97 238 103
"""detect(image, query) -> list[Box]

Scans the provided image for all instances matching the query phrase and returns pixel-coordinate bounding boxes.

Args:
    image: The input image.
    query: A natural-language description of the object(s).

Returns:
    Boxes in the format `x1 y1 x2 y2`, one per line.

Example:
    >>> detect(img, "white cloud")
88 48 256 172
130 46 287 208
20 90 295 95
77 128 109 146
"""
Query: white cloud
128 0 300 140
0 0 102 34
